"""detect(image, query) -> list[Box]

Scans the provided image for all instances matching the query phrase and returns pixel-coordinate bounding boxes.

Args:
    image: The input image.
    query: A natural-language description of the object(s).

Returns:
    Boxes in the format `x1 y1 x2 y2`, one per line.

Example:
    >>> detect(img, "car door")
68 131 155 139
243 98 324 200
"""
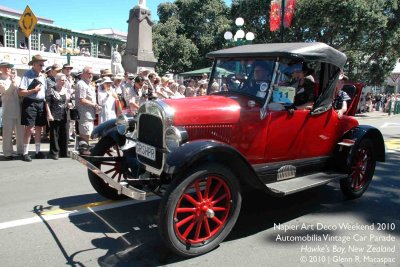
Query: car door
342 83 363 116
263 109 308 162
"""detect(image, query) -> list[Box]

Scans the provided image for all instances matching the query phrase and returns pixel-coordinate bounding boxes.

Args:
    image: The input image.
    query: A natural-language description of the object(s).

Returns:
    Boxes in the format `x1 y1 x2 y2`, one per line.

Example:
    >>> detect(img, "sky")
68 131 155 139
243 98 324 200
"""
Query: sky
1 0 232 33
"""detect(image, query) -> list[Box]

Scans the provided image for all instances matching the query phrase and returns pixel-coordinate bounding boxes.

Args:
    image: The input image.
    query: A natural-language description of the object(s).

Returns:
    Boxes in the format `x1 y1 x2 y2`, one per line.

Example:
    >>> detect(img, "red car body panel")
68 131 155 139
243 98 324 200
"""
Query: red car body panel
163 94 359 165
163 96 241 125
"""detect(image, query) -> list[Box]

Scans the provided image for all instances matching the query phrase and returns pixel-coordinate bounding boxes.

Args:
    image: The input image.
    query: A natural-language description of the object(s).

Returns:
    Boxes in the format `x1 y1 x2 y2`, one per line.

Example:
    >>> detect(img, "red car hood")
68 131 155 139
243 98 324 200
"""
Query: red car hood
163 96 241 125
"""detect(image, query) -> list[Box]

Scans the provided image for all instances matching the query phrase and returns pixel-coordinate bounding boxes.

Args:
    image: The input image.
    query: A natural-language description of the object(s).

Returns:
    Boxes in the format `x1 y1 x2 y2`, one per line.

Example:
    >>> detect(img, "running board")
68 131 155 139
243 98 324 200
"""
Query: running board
70 150 146 200
266 172 347 196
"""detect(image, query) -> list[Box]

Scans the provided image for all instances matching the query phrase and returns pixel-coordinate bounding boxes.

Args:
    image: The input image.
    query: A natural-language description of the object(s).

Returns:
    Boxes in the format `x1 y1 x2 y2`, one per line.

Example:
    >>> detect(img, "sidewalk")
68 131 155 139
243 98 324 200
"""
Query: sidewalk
355 110 399 120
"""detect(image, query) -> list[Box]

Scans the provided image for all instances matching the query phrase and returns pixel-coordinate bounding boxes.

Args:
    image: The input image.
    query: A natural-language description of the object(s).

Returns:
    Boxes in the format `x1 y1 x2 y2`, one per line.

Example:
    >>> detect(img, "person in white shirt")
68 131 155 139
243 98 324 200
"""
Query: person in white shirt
97 77 118 124
0 62 24 160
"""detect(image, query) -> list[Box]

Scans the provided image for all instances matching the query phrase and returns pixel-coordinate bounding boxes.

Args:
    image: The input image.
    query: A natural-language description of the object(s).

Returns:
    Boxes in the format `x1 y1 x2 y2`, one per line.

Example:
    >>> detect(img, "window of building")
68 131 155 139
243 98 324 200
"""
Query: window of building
30 29 39 51
4 23 16 48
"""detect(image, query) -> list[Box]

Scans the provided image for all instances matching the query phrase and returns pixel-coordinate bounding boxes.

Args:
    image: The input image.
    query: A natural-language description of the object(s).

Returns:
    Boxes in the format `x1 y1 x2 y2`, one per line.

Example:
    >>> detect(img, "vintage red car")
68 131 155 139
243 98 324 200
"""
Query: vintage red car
72 42 385 257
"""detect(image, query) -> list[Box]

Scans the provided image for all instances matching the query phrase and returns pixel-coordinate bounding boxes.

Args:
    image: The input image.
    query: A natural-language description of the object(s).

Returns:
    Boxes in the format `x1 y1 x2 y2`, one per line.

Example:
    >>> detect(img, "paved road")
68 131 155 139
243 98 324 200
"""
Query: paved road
0 115 399 266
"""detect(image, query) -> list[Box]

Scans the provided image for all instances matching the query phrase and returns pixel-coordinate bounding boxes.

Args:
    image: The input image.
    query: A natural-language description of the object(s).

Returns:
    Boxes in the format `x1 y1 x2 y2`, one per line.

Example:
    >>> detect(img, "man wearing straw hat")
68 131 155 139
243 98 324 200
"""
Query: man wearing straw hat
18 54 48 162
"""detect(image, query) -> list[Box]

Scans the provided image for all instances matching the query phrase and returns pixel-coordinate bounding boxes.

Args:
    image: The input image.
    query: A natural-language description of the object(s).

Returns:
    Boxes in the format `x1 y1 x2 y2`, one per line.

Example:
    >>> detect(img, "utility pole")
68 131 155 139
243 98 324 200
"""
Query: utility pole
280 0 285 42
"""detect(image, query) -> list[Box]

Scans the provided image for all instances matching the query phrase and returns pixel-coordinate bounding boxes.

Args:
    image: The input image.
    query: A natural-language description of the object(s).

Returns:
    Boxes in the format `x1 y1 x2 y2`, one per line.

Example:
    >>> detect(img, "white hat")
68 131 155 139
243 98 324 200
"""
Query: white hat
138 67 151 74
101 77 113 84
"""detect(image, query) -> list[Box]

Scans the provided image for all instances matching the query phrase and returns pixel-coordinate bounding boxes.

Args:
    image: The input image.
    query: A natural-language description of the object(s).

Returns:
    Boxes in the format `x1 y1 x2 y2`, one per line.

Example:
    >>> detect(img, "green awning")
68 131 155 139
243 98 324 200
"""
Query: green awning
180 67 233 77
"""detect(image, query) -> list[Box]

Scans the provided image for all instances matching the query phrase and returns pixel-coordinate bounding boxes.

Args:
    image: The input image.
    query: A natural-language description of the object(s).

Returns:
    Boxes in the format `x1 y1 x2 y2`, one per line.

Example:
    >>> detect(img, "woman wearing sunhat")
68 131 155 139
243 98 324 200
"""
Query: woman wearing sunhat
97 77 118 124
289 63 315 110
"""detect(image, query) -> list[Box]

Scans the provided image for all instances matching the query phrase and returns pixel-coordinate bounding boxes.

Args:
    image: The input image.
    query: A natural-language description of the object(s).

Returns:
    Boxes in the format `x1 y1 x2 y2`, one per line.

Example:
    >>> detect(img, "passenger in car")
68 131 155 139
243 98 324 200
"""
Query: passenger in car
289 63 315 110
333 73 351 118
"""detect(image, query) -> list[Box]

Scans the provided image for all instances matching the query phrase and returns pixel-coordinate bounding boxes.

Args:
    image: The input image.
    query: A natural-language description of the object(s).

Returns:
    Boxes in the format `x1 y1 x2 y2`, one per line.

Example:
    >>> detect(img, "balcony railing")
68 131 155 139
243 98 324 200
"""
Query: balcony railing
0 46 112 74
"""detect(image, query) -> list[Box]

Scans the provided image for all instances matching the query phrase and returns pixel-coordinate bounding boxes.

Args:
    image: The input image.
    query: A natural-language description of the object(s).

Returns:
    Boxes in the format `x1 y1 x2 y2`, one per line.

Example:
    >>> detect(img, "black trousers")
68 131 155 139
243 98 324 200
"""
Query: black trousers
49 119 68 157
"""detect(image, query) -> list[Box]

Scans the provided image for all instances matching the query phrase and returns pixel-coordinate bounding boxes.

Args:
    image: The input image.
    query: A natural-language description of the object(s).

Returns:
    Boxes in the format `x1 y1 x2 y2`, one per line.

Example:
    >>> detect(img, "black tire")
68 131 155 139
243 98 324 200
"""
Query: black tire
88 137 127 200
158 163 242 257
340 138 376 199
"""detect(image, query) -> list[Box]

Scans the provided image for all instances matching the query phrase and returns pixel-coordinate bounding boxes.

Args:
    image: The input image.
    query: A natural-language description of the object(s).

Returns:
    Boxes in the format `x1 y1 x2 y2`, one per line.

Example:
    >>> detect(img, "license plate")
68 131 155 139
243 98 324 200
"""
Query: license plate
136 142 156 161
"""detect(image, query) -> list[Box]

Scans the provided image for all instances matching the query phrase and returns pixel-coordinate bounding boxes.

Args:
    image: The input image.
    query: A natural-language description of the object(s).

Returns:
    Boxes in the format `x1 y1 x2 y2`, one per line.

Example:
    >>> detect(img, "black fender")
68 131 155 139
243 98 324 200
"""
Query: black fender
165 140 266 191
336 125 385 170
91 119 126 147
91 119 117 139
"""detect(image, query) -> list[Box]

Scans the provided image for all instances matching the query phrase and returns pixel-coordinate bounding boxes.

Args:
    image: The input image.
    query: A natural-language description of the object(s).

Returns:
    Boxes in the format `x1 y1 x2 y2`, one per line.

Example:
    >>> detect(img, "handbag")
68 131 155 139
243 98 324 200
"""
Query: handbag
70 108 80 120
115 99 123 116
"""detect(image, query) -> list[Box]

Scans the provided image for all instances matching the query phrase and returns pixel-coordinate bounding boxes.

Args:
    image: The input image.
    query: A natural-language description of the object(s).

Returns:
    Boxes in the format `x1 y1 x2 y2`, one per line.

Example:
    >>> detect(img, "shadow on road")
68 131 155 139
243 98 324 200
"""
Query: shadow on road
37 152 399 266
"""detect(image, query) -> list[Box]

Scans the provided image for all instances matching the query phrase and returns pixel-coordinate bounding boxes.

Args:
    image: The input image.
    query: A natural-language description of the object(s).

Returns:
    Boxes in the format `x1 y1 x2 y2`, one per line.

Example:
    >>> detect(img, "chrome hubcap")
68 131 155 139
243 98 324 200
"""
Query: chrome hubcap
205 208 215 218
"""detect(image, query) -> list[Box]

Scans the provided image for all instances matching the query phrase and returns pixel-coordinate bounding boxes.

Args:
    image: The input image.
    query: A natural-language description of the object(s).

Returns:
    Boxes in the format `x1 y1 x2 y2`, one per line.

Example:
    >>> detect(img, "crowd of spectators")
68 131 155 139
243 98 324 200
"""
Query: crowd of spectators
357 92 400 114
3 54 399 162
0 54 219 162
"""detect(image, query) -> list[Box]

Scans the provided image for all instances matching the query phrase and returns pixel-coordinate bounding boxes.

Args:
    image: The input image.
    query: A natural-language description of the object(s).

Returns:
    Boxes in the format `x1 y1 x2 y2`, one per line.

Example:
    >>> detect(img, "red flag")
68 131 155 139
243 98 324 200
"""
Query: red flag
284 0 296 28
270 0 282 32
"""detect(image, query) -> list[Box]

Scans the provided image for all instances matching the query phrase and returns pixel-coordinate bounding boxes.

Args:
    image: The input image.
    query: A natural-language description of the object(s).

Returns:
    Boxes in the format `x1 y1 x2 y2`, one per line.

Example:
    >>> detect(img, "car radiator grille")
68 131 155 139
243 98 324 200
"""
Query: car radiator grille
138 114 163 169
183 124 233 143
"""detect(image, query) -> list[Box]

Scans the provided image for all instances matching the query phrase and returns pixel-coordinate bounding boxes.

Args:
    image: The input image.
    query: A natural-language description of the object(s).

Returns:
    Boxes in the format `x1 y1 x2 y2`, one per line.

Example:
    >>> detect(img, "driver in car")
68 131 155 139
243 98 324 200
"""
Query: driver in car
249 61 272 98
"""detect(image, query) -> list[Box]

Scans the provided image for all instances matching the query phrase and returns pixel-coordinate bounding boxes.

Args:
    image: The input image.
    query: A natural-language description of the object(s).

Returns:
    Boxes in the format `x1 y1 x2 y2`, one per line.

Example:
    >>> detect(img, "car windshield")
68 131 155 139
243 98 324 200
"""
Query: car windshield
209 58 301 102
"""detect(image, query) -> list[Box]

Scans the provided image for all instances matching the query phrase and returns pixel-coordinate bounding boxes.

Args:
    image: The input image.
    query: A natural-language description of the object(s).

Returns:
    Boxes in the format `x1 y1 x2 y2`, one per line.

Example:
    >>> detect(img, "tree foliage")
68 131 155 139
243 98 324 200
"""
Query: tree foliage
153 9 198 75
153 0 400 85
231 0 400 86
153 0 230 74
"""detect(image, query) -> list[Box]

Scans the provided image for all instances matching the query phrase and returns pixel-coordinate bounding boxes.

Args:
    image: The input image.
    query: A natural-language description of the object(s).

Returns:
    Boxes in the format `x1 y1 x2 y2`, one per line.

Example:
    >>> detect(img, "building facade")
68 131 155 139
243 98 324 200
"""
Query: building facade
0 5 126 74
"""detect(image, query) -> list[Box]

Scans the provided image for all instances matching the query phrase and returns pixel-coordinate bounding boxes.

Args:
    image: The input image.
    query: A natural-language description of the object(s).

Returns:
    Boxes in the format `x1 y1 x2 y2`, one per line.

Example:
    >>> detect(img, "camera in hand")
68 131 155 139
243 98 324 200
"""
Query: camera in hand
27 78 42 90
146 87 156 100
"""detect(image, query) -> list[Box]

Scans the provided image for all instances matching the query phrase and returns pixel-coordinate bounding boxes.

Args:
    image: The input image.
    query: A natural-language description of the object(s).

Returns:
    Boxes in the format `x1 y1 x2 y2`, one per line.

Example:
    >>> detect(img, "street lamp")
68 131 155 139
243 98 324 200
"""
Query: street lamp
224 17 255 46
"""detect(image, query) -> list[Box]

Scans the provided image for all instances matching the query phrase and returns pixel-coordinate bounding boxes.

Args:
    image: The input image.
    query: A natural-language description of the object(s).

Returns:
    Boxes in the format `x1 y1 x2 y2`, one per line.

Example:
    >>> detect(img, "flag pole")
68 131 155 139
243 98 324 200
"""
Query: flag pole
280 0 285 42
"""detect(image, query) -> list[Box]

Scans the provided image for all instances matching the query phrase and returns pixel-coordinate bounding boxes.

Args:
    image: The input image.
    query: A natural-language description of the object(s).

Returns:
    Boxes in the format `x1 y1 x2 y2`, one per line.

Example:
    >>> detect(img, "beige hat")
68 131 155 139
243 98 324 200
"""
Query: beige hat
51 63 62 71
28 54 47 66
101 69 113 77
138 67 151 74
114 73 124 80
62 63 73 69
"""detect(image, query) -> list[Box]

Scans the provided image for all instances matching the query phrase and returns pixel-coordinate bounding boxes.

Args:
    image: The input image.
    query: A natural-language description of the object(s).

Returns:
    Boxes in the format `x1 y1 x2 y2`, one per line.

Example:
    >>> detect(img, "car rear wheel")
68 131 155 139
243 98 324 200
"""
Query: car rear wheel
158 163 241 257
340 138 376 199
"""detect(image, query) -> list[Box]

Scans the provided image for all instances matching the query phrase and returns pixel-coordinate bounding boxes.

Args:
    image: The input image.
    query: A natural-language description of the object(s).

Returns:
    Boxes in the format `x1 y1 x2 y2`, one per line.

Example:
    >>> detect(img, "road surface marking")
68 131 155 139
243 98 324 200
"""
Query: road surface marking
40 200 115 216
381 122 400 128
386 139 400 151
0 197 157 230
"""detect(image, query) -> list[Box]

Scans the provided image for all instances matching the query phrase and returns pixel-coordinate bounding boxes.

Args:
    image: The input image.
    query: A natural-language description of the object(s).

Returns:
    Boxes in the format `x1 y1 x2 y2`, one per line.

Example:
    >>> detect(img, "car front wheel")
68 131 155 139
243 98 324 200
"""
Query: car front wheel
340 139 376 199
158 163 242 257
88 136 127 200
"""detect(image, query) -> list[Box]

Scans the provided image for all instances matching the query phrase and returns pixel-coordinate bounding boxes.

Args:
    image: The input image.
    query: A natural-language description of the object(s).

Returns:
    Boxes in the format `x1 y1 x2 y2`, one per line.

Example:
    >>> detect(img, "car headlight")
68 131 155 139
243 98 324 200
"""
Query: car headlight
164 126 188 152
116 114 129 135
138 101 163 118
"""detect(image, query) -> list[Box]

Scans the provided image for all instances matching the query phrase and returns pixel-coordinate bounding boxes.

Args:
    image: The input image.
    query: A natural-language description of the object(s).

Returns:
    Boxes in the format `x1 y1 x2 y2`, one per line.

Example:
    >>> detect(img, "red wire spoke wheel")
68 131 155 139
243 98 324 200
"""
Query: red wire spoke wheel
350 145 371 190
174 176 231 244
340 138 376 199
101 144 123 182
88 137 127 200
159 163 241 257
